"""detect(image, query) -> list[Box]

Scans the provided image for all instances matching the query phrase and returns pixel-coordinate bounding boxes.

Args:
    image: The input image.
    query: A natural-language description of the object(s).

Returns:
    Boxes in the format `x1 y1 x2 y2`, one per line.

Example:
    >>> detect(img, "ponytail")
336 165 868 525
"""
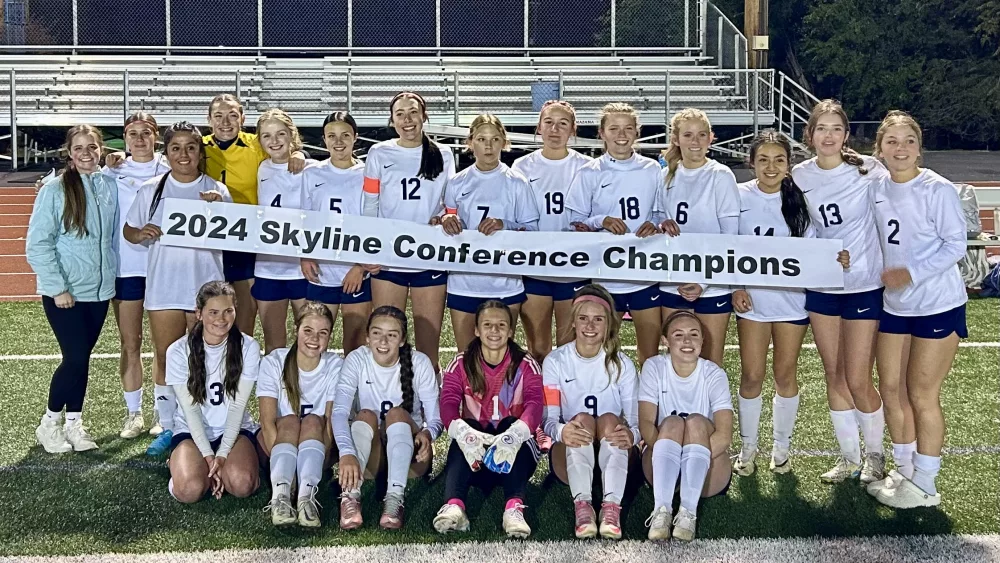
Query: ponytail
149 173 169 217
389 92 443 181
223 323 244 399
281 343 302 414
663 108 713 190
779 176 811 238
186 322 208 404
398 343 415 413
463 340 486 397
188 280 241 404
805 99 868 176
841 147 869 176
59 124 103 237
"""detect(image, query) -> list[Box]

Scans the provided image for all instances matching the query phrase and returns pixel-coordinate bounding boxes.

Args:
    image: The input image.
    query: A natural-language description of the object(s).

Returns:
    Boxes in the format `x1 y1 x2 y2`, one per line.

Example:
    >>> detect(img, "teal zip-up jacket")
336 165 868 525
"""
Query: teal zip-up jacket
26 172 119 301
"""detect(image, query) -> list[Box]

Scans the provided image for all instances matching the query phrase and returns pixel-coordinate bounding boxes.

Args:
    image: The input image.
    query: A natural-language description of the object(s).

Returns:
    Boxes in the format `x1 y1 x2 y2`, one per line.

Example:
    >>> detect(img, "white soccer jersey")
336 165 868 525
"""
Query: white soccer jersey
735 180 812 322
301 160 367 288
165 333 260 441
638 355 733 425
541 343 640 446
873 169 968 316
659 159 740 298
791 156 887 294
103 155 169 278
444 163 540 298
257 348 344 418
331 346 443 457
254 159 313 280
125 175 231 311
512 149 592 283
565 152 663 294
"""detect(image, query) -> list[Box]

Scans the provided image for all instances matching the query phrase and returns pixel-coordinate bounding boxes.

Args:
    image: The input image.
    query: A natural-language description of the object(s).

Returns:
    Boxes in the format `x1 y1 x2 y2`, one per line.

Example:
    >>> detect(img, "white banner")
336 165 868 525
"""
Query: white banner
159 199 845 289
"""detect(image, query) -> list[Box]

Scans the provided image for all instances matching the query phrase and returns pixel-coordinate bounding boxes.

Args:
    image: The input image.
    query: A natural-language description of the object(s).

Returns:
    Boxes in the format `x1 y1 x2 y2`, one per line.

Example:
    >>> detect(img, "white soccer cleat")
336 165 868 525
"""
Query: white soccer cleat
297 486 322 528
874 477 941 509
733 445 757 476
770 447 792 474
820 456 861 484
433 503 470 534
35 417 72 454
646 505 672 541
502 502 531 539
866 469 905 496
119 412 146 439
265 493 297 527
149 411 163 436
671 507 697 541
860 452 886 484
573 500 598 539
64 419 98 452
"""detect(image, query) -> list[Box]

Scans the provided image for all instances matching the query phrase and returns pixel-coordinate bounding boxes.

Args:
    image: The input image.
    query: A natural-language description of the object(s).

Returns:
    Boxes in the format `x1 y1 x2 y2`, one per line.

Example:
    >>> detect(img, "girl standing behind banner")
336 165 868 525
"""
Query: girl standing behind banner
441 114 540 352
434 300 543 538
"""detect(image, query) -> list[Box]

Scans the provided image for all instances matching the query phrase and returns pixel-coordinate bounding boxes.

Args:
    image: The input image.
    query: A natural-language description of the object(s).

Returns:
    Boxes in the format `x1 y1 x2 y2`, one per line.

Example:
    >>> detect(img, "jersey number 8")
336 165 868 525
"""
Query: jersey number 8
379 400 394 420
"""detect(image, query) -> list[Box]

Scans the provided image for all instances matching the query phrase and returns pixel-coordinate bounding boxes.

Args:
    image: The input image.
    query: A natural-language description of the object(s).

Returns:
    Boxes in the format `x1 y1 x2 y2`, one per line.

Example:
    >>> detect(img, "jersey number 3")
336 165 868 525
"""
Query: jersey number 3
209 382 224 406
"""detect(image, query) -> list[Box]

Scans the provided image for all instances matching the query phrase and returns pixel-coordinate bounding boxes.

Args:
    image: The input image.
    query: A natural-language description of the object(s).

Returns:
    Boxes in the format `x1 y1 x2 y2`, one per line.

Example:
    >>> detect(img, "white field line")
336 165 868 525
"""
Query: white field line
3 536 1000 563
1 341 998 361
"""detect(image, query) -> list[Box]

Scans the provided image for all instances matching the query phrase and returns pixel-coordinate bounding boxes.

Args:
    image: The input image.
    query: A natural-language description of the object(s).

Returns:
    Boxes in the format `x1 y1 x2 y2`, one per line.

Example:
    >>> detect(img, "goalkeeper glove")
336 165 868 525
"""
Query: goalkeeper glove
483 419 532 474
448 419 495 471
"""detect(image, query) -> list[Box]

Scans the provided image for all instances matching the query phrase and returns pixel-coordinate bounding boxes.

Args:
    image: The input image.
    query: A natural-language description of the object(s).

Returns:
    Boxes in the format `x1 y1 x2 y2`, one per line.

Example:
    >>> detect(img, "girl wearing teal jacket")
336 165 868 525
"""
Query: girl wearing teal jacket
26 124 118 455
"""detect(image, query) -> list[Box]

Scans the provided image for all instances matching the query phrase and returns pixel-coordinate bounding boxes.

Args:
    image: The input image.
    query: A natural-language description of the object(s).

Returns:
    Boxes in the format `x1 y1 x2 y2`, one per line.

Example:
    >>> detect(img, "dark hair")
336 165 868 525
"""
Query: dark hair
324 111 358 135
59 124 103 237
368 305 415 413
462 300 528 397
388 92 444 181
150 121 203 216
748 129 811 238
805 99 868 176
187 281 243 405
281 302 335 415
124 111 159 132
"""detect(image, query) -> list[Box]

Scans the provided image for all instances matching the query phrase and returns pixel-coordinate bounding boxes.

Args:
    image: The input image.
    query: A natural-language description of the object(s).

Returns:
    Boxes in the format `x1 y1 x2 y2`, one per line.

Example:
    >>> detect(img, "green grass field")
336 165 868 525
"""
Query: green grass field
0 299 997 558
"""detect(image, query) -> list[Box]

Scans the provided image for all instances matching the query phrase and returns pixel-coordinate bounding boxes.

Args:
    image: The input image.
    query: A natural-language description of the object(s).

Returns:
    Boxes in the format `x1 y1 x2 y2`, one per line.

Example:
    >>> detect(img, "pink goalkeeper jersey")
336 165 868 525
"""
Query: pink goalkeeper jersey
440 349 543 431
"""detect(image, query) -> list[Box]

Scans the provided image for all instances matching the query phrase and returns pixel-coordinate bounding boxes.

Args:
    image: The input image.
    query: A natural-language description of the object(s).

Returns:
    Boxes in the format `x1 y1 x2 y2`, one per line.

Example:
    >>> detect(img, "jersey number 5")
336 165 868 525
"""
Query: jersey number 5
299 403 314 418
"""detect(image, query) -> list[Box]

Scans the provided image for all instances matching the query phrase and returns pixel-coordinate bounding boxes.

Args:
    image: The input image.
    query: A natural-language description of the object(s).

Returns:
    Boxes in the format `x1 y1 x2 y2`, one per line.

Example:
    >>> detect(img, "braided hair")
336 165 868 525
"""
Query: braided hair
367 305 415 413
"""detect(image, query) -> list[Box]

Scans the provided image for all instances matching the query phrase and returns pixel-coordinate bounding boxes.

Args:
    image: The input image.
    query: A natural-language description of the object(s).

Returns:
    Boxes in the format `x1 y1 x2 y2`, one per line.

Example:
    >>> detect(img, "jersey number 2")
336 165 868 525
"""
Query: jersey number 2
887 219 900 245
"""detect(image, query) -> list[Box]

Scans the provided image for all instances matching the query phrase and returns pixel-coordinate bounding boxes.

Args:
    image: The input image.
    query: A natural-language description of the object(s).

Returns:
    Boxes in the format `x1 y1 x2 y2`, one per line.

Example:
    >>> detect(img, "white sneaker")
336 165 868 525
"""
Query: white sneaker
63 419 98 452
433 503 470 534
770 447 792 474
860 452 886 484
36 417 72 454
875 478 941 509
646 505 672 541
264 492 297 527
502 502 531 539
671 507 697 541
297 486 322 528
119 412 146 439
866 469 905 496
149 411 163 436
820 456 861 483
733 445 757 476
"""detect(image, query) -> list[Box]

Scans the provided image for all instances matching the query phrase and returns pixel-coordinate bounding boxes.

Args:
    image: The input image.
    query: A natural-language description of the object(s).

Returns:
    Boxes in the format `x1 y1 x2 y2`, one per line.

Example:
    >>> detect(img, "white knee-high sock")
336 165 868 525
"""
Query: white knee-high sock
385 422 413 497
154 384 176 433
772 393 801 453
829 409 862 464
124 389 142 413
297 439 326 496
738 394 763 451
855 406 885 455
892 441 917 480
679 443 712 515
565 444 596 502
911 453 941 496
651 439 682 511
269 442 298 500
598 439 629 505
349 420 375 495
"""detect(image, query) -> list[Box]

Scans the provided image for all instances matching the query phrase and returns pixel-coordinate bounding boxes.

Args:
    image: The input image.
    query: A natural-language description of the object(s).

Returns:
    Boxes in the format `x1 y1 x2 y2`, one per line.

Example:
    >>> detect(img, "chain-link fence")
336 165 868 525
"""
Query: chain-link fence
0 0 704 51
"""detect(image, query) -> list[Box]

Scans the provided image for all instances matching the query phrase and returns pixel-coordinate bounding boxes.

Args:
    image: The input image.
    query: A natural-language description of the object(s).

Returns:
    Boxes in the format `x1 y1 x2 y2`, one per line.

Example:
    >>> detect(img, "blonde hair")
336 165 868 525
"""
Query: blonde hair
873 110 923 163
569 284 624 384
597 102 640 154
662 108 712 188
804 99 868 175
537 100 578 135
256 108 303 153
465 113 511 153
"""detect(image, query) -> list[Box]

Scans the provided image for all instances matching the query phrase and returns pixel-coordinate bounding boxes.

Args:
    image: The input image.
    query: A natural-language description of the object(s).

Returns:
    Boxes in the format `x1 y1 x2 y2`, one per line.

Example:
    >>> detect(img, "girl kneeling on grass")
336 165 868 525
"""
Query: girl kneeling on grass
433 300 543 539
166 281 260 504
258 302 343 527
640 311 733 541
332 306 442 530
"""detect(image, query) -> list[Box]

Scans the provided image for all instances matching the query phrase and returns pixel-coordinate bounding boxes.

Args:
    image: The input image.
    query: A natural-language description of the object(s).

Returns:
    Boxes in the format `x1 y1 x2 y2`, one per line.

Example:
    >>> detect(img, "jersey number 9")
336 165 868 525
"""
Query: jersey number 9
584 395 598 418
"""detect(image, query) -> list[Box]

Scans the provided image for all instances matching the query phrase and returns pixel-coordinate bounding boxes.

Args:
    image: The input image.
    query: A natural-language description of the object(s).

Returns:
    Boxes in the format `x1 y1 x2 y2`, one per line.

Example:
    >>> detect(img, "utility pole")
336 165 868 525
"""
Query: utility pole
746 0 769 68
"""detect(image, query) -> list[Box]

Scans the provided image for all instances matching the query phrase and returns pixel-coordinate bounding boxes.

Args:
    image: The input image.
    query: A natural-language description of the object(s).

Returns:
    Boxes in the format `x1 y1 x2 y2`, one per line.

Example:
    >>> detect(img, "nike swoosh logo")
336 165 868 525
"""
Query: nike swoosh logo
802 189 814 193
716 301 727 308
573 286 585 292
875 200 885 204
461 191 472 197
431 273 443 280
564 379 576 383
352 292 364 298
314 183 325 187
118 176 128 180
600 183 613 189
260 178 269 182
740 209 751 213
857 308 871 313
651 295 660 301
529 178 539 183
383 164 395 169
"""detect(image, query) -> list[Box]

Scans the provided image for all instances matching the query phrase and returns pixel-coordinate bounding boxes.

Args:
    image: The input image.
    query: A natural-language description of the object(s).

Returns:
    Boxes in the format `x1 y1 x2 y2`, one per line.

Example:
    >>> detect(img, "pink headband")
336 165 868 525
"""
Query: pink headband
573 294 611 310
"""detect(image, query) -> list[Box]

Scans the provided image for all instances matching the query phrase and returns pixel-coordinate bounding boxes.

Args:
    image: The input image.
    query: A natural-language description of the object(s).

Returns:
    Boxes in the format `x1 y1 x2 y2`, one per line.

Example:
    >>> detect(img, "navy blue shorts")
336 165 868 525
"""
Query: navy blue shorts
880 304 967 339
374 269 447 288
659 290 734 314
805 288 884 320
251 277 308 301
306 278 372 305
169 428 258 453
523 277 591 302
223 250 256 283
610 284 661 313
447 292 527 314
114 276 146 301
